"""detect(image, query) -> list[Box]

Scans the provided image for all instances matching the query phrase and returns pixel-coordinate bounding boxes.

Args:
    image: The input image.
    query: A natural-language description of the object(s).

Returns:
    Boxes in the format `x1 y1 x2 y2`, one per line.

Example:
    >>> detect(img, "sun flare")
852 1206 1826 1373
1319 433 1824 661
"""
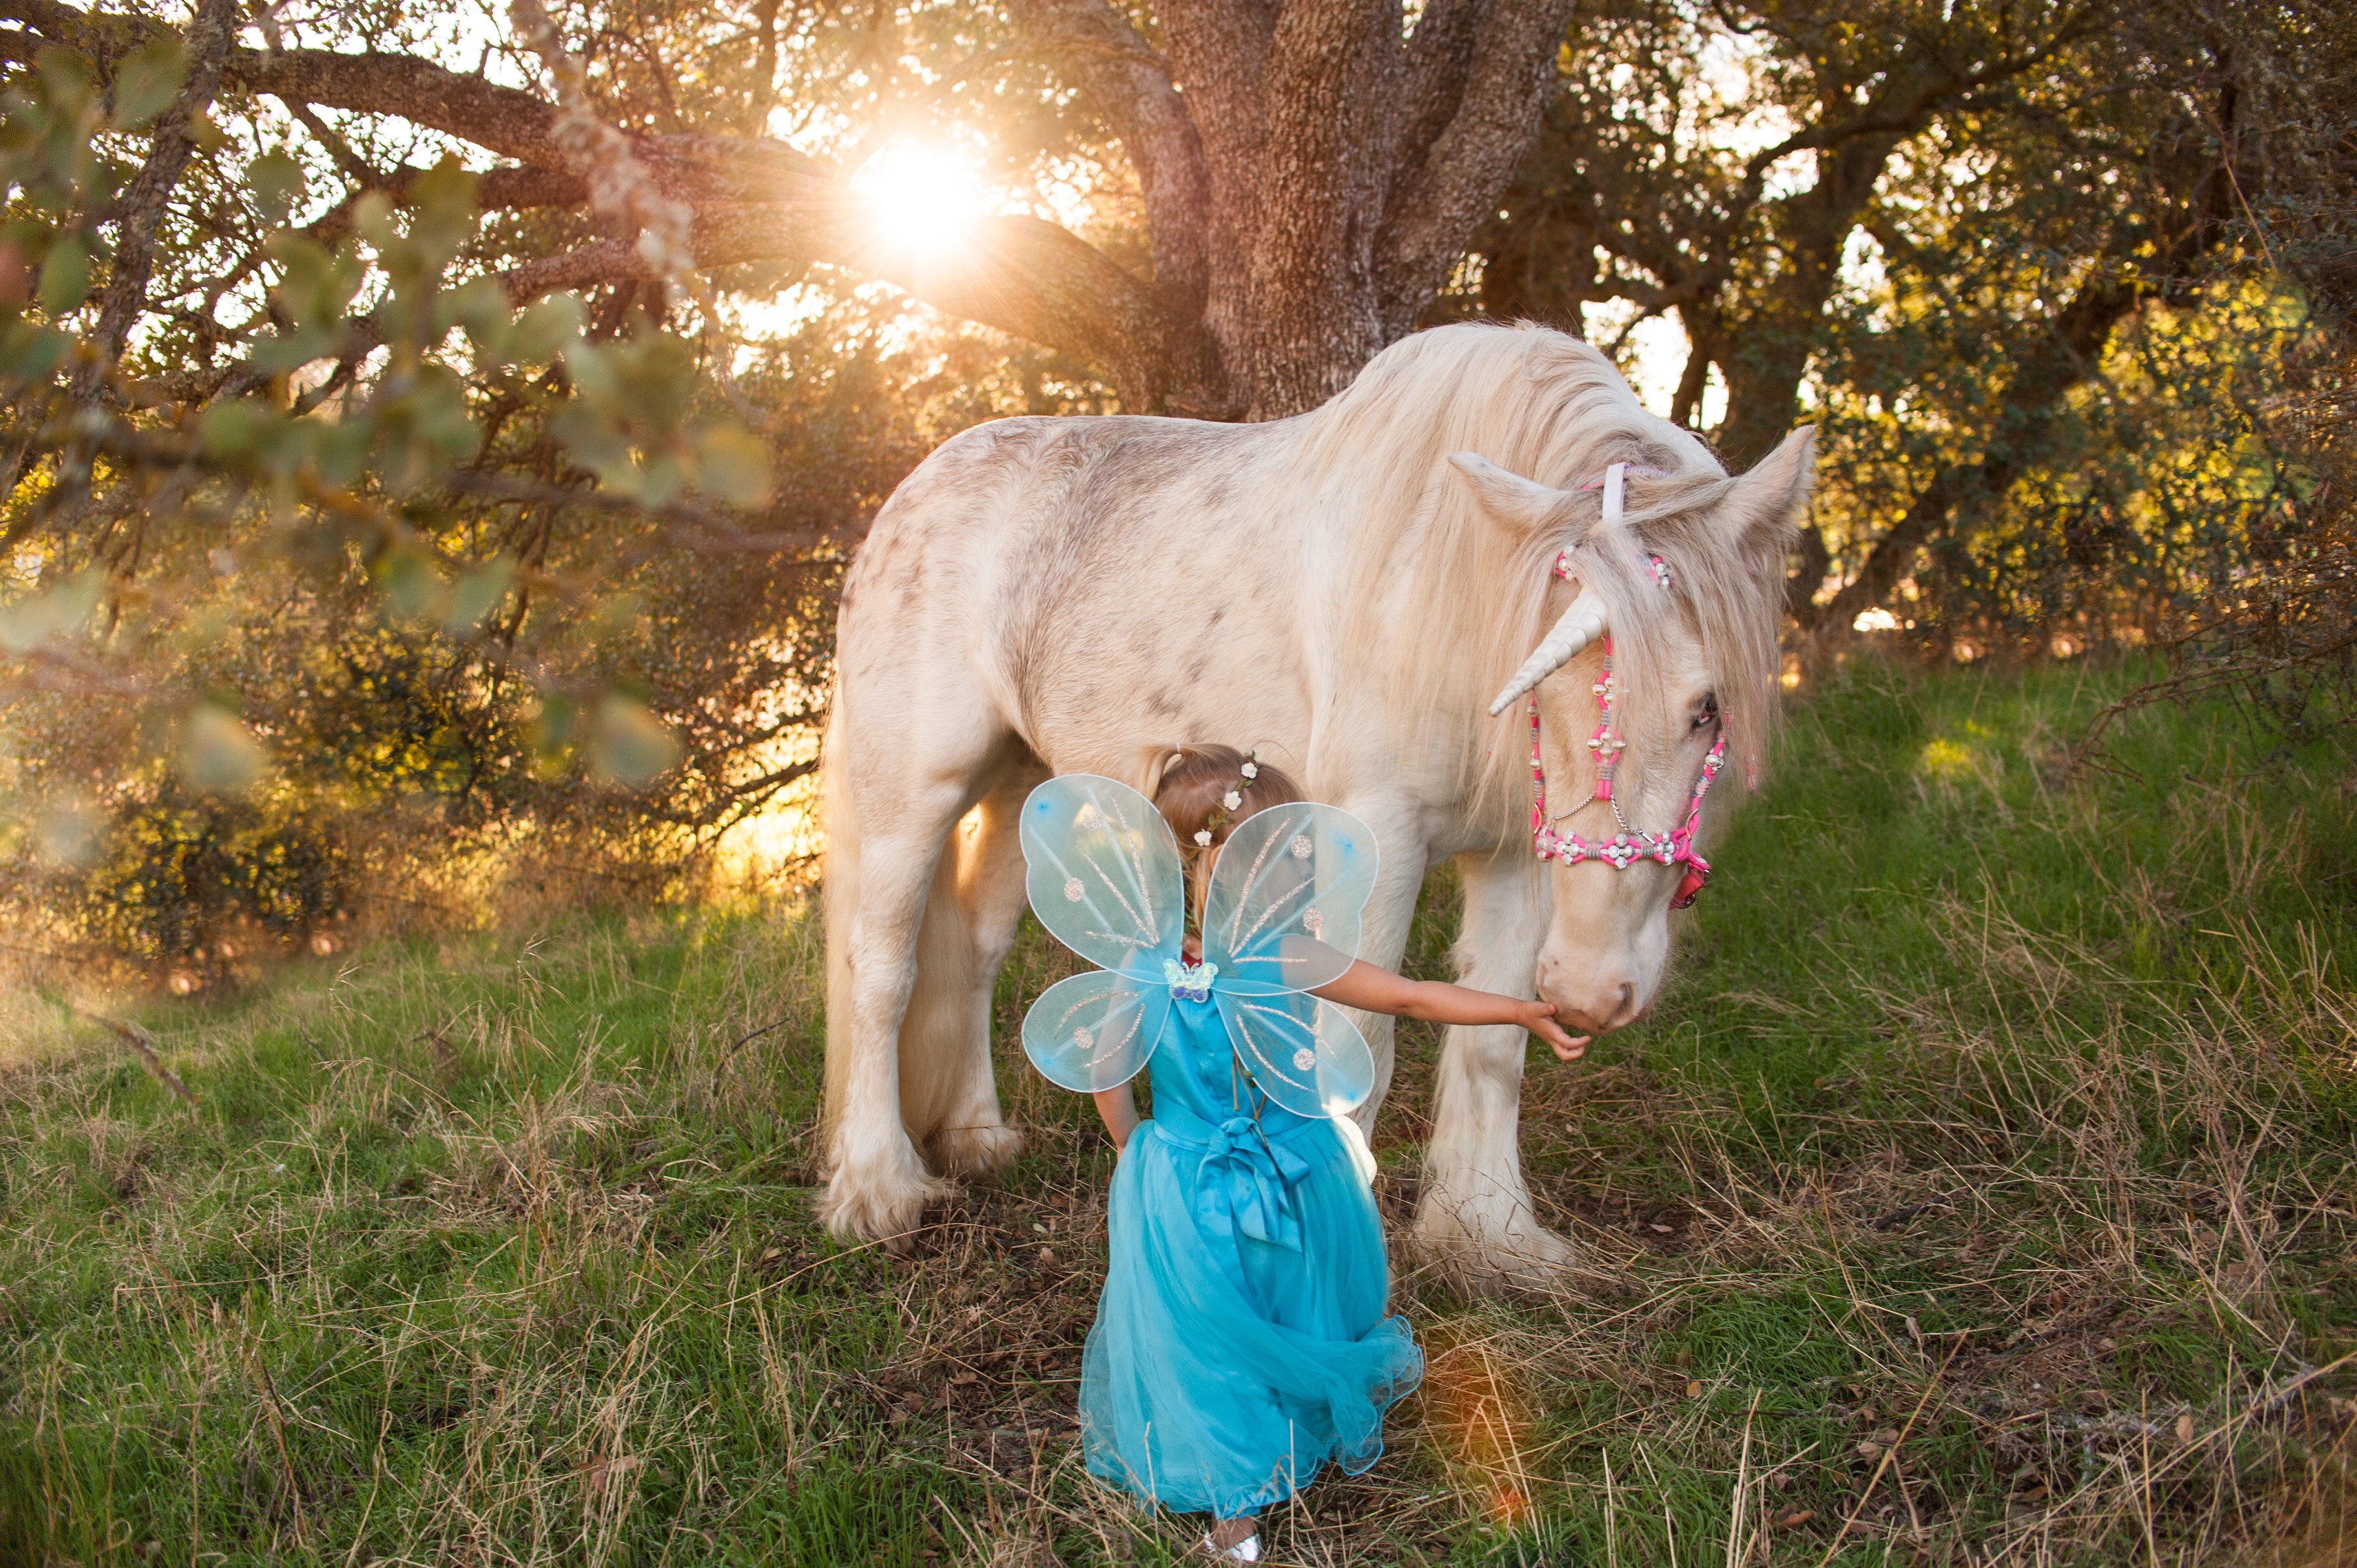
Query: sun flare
854 141 987 259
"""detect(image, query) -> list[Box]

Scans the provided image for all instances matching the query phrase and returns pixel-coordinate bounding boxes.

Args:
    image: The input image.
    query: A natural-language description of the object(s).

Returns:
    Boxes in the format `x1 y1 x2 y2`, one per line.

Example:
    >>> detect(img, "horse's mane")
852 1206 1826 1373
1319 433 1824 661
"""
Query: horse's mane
1291 321 1785 837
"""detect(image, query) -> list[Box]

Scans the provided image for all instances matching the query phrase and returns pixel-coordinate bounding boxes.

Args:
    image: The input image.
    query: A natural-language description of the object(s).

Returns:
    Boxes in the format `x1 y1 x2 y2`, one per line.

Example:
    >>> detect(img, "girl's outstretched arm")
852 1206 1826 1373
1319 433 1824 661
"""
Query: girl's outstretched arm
1093 1083 1141 1150
1312 961 1591 1061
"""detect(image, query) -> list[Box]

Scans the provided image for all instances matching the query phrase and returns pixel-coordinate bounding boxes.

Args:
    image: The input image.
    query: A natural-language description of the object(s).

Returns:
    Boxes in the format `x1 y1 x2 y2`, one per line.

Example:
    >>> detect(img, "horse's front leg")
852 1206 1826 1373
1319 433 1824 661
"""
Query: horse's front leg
1414 849 1577 1288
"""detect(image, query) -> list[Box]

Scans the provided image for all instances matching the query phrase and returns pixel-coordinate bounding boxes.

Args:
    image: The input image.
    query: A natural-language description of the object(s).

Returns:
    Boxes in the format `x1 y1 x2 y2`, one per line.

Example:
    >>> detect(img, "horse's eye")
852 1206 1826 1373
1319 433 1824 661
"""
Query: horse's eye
1693 694 1719 731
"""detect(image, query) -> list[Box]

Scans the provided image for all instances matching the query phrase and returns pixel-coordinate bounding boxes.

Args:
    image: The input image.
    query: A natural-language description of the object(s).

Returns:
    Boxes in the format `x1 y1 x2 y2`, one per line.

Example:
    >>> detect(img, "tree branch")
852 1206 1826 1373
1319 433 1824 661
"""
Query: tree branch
1002 0 1211 317
71 0 238 400
11 0 1226 410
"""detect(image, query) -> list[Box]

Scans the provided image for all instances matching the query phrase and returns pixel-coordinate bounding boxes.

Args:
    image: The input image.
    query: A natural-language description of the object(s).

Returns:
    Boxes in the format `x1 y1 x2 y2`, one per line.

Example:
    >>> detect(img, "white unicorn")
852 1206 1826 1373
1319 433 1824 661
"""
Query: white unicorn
818 322 1811 1282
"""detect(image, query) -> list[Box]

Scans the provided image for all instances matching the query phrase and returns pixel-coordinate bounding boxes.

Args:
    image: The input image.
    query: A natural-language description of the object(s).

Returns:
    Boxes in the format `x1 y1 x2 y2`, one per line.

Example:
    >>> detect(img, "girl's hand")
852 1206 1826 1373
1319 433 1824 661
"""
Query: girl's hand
1514 1000 1590 1062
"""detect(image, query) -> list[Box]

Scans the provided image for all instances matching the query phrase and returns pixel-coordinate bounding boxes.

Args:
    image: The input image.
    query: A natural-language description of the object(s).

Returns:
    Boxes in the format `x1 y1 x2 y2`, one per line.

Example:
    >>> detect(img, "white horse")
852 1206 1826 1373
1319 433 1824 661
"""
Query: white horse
818 321 1811 1281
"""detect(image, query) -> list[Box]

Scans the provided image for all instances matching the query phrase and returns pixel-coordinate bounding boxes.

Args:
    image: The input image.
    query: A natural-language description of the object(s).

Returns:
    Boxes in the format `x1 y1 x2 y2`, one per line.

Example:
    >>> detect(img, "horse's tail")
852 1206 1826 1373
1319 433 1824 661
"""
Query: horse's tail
818 698 858 1171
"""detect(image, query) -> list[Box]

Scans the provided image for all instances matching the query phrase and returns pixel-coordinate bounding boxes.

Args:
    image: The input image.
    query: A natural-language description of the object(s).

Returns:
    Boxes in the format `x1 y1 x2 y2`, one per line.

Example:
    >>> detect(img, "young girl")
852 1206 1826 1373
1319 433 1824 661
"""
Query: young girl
1019 745 1584 1561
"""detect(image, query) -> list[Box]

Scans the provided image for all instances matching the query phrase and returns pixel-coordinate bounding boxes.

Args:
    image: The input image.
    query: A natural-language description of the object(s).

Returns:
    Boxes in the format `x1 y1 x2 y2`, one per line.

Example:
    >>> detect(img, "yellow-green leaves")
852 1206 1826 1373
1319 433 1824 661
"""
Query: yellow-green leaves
525 686 683 792
588 693 682 788
0 570 103 651
442 556 516 633
553 335 771 506
35 229 86 314
110 39 187 130
247 149 307 226
179 704 269 793
695 426 774 507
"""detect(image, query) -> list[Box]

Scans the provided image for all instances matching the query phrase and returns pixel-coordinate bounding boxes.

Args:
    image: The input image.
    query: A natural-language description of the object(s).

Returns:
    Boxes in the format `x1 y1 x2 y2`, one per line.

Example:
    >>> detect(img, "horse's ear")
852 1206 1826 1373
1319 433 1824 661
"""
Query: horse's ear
1718 426 1815 589
1448 452 1572 533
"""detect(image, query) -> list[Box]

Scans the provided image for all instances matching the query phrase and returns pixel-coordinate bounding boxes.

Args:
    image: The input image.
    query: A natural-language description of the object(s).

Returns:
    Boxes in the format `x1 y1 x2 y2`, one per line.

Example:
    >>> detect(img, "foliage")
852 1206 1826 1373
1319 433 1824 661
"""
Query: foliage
1460 0 2355 651
1 661 2350 1563
0 3 1118 968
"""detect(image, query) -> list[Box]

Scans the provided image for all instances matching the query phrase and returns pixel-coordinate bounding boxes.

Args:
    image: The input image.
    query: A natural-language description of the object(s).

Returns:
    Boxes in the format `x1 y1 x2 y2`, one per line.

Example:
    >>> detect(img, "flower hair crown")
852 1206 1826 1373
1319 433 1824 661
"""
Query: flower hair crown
1193 749 1260 847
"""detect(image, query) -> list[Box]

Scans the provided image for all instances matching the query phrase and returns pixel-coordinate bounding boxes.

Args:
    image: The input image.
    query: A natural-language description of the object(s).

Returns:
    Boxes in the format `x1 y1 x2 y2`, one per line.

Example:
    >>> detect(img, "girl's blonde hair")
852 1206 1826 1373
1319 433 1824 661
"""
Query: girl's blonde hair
1135 744 1305 918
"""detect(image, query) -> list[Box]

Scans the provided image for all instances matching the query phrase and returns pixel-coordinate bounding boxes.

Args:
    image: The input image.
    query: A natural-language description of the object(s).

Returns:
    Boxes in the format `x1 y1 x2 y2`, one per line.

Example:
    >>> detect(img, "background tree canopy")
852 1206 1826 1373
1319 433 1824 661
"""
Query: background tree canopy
0 0 2348 972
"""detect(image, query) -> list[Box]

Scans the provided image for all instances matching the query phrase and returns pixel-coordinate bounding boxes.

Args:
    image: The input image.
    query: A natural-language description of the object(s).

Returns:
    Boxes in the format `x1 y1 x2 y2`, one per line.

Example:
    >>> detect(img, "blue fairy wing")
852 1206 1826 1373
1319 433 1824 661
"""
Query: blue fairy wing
1021 970 1172 1093
1214 990 1376 1118
1019 774 1186 981
1199 801 1381 996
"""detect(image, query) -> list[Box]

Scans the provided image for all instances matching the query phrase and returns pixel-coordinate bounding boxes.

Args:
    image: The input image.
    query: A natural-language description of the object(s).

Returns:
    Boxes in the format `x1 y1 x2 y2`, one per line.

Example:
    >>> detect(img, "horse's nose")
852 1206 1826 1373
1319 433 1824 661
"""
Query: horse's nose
1541 967 1645 1035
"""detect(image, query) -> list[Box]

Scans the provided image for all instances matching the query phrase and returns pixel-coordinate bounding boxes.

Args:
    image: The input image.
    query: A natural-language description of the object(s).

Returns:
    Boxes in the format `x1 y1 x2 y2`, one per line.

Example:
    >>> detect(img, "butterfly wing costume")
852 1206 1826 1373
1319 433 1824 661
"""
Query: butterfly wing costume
1019 774 1379 1116
1017 775 1420 1518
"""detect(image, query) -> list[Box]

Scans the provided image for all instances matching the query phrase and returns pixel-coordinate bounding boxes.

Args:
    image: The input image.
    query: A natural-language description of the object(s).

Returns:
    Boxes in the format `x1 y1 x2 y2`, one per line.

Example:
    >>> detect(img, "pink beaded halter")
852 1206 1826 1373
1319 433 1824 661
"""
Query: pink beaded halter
1524 464 1727 910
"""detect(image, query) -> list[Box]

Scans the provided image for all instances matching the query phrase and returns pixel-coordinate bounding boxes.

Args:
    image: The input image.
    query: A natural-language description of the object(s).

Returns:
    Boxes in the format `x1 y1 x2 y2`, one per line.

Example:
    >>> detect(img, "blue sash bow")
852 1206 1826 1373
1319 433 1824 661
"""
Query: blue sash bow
1191 1114 1312 1252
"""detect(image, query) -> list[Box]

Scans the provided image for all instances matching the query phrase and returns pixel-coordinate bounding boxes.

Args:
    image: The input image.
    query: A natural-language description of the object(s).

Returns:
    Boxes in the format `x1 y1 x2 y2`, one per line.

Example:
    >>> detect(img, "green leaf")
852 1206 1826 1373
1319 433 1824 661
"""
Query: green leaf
0 321 72 384
247 149 306 225
265 233 364 327
246 323 340 375
507 295 583 365
32 793 100 868
312 420 371 486
111 39 185 128
443 555 516 632
695 425 773 506
443 277 511 361
562 338 618 405
589 694 682 788
199 399 288 460
549 402 634 488
612 335 697 433
179 704 268 793
0 569 103 651
374 543 443 620
37 231 87 314
407 156 481 267
372 361 483 487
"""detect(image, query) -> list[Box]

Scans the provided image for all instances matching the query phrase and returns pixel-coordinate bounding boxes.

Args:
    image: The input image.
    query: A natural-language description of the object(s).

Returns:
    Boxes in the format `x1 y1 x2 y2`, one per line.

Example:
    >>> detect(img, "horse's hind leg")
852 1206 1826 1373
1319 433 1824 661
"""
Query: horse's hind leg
901 759 1043 1176
819 701 1001 1246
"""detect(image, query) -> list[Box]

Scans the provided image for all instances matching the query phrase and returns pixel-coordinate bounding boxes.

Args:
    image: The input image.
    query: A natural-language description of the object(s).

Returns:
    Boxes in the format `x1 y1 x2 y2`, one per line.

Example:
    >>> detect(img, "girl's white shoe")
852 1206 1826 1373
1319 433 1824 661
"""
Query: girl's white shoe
1201 1529 1260 1562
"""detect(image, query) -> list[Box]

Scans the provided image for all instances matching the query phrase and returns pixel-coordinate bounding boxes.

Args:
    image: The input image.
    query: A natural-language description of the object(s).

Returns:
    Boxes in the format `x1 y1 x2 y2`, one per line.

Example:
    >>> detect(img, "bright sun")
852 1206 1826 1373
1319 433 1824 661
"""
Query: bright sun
853 142 986 260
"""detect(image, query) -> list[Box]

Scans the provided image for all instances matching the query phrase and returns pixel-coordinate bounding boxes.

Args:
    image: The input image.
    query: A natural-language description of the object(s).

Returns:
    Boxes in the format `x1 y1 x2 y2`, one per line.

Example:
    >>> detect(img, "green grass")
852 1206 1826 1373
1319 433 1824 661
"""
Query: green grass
3 658 2354 1566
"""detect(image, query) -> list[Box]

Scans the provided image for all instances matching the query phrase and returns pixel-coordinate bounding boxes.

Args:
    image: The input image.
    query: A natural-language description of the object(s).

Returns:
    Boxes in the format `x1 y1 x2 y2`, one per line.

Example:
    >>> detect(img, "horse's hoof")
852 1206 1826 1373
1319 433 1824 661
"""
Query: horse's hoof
1407 1195 1586 1296
817 1161 949 1247
930 1122 1025 1177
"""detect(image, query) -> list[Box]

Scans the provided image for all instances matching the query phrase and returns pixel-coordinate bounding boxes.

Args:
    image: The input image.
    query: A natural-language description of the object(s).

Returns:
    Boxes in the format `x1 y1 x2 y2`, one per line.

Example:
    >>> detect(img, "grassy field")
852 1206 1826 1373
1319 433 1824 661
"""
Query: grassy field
2 658 2353 1567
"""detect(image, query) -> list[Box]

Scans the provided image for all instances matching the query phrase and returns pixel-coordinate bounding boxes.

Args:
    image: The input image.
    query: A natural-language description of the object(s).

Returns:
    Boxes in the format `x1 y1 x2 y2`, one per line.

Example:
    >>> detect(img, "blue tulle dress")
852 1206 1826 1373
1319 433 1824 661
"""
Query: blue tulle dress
1014 775 1424 1518
1082 997 1422 1515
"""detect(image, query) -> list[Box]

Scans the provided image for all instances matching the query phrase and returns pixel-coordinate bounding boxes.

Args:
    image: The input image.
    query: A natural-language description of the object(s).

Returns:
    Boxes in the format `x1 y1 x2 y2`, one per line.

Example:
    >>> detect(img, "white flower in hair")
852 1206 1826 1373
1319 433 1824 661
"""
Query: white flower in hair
1222 791 1242 811
1240 761 1258 780
1194 829 1213 846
